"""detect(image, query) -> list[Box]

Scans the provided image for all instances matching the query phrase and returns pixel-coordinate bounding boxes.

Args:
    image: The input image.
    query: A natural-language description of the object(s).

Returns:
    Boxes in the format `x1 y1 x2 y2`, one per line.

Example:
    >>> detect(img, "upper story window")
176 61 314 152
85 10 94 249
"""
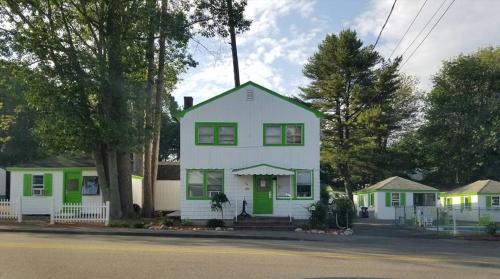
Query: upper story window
195 122 237 146
263 123 304 146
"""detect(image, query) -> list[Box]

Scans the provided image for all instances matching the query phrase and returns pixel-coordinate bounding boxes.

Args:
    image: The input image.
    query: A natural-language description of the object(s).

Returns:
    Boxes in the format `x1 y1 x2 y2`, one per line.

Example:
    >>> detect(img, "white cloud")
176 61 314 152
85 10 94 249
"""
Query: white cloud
352 0 500 90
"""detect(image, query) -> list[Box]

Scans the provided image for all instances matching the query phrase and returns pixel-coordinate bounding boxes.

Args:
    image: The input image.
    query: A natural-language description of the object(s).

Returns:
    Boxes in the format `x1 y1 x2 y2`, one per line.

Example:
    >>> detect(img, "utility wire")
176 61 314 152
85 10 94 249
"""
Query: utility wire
373 0 398 48
388 0 429 59
399 0 447 58
401 0 456 68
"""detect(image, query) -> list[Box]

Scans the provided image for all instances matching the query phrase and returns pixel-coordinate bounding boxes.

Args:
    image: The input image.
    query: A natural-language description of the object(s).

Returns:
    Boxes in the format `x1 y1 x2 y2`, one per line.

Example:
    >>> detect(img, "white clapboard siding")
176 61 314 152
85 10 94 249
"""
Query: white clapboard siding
53 201 110 226
0 198 21 221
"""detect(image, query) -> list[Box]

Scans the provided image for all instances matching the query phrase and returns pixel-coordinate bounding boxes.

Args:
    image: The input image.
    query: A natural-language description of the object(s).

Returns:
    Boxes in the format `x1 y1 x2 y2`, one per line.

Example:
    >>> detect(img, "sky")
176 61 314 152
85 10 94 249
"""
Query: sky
172 0 500 106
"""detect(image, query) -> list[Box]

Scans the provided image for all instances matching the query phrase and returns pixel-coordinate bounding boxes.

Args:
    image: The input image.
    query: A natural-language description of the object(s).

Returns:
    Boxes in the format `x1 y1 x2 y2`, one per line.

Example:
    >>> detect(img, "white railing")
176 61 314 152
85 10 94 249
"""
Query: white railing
0 198 22 222
51 201 110 226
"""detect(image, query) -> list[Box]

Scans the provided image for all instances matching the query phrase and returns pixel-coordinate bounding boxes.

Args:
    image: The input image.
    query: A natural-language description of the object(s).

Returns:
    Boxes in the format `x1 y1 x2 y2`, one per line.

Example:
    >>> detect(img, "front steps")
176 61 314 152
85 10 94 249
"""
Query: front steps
233 217 295 231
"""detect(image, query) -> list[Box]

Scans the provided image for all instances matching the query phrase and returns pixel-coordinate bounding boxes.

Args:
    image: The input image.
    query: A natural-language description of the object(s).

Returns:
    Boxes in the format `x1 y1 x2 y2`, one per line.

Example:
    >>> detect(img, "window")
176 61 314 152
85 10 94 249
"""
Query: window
32 175 44 196
277 176 292 199
195 123 237 145
187 169 224 199
492 196 500 207
263 124 303 145
391 193 400 207
463 196 471 209
446 198 453 209
295 170 312 198
369 193 375 207
413 193 436 206
82 176 99 196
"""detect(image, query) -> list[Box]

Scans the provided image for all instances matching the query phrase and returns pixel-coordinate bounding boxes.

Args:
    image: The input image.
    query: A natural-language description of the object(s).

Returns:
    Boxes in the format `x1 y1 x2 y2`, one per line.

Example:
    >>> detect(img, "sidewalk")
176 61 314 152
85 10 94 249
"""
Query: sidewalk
0 222 344 242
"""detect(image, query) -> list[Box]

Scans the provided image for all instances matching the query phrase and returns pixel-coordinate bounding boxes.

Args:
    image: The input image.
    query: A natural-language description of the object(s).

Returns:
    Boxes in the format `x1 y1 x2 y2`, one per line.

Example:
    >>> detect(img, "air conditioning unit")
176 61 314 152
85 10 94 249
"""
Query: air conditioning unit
33 189 44 196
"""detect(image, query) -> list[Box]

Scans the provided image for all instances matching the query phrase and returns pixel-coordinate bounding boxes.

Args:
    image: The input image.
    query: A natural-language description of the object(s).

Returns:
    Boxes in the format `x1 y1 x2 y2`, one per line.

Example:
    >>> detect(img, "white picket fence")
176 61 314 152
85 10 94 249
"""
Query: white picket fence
0 198 22 222
51 201 110 226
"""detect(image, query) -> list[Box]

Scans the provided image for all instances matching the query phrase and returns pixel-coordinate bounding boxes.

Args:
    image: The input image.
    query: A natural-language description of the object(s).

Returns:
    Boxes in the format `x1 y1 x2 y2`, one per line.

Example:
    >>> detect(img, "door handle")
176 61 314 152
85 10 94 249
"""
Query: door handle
269 191 272 199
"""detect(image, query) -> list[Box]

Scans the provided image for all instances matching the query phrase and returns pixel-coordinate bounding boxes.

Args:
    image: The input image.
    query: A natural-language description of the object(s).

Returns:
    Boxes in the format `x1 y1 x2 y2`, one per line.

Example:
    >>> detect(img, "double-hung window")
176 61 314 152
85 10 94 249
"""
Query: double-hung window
391 193 400 207
492 196 500 207
187 169 224 199
195 123 237 145
295 170 312 198
276 176 292 199
368 193 375 207
263 124 303 145
32 175 44 196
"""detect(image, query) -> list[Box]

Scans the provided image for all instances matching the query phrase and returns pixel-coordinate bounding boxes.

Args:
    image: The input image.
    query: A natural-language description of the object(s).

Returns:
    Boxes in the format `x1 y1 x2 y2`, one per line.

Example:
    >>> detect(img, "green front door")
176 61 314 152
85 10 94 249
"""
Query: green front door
253 175 273 214
64 170 82 203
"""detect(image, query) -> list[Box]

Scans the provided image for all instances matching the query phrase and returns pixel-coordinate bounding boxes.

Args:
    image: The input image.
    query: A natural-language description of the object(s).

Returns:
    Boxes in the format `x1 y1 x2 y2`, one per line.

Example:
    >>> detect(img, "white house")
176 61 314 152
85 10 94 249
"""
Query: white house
6 156 143 215
177 81 322 223
353 176 439 220
440 180 500 222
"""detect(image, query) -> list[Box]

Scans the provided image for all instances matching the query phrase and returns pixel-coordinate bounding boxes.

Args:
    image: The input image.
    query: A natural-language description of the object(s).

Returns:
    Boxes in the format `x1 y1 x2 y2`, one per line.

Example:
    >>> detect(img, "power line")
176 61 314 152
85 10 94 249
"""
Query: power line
399 0 447 58
388 0 429 59
373 0 398 48
401 0 456 68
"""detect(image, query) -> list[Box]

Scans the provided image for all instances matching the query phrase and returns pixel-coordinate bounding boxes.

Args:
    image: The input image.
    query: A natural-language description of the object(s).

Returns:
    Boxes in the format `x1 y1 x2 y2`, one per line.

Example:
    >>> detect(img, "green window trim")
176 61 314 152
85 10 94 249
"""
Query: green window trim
22 173 53 197
195 122 238 146
263 123 304 146
293 169 314 200
368 193 375 207
186 169 224 200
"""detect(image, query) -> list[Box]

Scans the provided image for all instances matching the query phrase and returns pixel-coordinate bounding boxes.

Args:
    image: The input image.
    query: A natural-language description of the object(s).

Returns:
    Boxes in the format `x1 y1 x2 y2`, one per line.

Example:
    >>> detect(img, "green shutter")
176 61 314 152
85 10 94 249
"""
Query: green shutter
385 192 391 207
485 196 492 209
43 173 53 196
400 193 406 206
23 174 32 196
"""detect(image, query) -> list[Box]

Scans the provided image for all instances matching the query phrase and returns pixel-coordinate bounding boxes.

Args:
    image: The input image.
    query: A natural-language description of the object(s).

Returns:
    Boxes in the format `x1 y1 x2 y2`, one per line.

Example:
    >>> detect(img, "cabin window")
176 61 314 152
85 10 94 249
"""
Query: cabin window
492 196 500 207
82 176 99 196
462 196 472 209
413 193 436 206
196 123 237 145
446 197 453 208
32 175 44 196
264 124 303 145
296 170 312 198
187 169 224 199
391 193 400 207
277 176 292 199
369 193 375 207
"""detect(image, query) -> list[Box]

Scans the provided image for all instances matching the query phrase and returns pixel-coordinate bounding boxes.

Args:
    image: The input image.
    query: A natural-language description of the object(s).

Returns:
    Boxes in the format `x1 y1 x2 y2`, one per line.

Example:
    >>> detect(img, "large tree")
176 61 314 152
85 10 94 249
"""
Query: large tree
193 0 251 86
415 47 500 187
301 29 418 198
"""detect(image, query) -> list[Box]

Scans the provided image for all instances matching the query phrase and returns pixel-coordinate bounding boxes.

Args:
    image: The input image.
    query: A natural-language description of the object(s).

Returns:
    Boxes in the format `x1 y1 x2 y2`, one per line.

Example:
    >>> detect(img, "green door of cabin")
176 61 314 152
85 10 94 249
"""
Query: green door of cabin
253 175 273 214
64 170 82 203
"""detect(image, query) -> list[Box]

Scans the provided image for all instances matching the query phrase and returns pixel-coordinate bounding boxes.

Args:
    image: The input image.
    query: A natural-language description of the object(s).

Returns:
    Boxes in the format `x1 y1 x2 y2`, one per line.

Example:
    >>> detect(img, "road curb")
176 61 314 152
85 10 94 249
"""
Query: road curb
0 227 308 241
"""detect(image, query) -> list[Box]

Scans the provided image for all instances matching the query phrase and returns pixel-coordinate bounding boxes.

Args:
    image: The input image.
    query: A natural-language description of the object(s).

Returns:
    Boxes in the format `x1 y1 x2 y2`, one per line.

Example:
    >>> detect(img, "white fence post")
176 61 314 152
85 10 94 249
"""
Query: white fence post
17 197 22 223
50 197 55 225
105 201 110 226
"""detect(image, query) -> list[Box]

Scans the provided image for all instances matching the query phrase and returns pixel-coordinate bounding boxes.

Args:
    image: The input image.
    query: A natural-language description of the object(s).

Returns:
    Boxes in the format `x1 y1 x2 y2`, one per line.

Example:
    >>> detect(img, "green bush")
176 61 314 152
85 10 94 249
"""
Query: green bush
485 222 497 236
332 196 355 228
308 201 329 229
181 219 193 226
206 218 225 228
161 218 174 226
479 215 492 226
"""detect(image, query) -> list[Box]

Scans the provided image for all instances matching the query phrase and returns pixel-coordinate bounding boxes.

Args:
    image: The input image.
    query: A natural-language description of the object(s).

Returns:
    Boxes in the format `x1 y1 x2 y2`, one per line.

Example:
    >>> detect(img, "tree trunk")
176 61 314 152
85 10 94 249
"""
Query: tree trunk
107 150 122 218
141 0 157 218
226 0 240 87
93 148 109 202
133 153 144 176
118 152 134 218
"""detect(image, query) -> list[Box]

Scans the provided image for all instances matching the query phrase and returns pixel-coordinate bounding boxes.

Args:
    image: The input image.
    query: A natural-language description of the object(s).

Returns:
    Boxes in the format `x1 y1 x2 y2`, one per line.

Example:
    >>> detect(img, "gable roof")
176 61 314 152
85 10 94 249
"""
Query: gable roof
176 81 324 119
448 180 500 195
355 176 438 193
6 155 95 170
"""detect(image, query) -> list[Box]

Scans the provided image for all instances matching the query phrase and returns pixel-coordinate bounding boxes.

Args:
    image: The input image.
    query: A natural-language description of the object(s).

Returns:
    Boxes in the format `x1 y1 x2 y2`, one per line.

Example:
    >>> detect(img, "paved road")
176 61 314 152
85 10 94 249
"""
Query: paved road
0 232 498 279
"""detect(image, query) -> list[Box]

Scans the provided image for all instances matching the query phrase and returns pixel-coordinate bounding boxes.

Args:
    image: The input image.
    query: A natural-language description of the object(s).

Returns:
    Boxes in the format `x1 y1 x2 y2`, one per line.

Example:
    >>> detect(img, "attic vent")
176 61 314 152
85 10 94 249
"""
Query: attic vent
246 89 254 101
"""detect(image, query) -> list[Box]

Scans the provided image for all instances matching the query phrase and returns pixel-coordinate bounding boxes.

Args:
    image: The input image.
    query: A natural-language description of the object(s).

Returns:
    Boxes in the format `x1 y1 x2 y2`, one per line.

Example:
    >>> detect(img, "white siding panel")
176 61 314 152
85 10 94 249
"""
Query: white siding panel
0 168 6 197
154 180 180 211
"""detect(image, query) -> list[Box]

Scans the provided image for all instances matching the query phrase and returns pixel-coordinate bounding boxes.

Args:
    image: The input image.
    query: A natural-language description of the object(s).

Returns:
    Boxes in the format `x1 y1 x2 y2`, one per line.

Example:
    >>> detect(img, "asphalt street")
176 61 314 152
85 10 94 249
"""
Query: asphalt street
0 232 498 279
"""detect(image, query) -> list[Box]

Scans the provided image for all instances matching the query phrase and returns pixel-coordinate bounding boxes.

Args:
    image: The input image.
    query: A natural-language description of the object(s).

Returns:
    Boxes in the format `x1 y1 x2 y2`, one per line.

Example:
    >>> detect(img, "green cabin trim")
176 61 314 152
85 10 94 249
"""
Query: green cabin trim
131 175 144 180
185 169 225 200
176 81 324 119
262 123 305 146
195 122 238 146
233 163 293 173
